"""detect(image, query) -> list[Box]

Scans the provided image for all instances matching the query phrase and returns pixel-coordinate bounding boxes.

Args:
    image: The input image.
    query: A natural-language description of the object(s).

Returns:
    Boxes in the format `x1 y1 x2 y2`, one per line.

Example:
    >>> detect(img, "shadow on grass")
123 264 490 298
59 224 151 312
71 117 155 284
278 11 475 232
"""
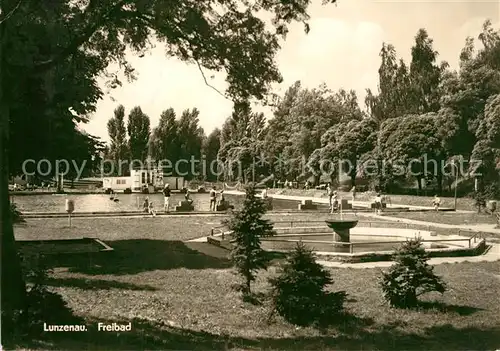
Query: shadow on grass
37 240 231 275
43 277 158 291
8 317 500 350
416 301 483 316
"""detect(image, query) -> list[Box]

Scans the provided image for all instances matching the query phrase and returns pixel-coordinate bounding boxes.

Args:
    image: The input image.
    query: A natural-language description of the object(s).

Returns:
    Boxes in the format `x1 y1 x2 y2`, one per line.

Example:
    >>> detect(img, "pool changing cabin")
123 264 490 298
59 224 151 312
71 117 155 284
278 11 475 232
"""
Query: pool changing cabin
102 169 185 193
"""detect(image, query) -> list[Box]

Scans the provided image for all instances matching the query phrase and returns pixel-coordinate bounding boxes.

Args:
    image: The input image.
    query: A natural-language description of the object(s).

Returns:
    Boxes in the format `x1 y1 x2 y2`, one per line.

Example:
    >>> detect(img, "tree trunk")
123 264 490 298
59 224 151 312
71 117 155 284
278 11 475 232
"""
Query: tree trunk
1 6 28 325
0 69 28 331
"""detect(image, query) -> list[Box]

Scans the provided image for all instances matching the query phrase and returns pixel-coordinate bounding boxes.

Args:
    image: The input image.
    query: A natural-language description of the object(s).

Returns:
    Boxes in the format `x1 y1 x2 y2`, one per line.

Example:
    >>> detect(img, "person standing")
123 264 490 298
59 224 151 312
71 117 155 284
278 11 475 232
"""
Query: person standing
209 186 217 211
432 195 441 212
351 186 356 201
374 193 382 215
261 187 268 199
331 191 339 213
327 183 334 212
163 184 171 213
142 197 150 213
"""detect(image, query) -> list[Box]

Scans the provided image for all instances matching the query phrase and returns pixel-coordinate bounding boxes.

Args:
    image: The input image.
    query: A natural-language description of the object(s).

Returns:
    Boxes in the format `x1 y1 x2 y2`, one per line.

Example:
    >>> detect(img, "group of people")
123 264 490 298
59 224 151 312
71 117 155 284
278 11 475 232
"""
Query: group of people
141 184 229 216
326 184 356 214
209 186 225 211
142 183 443 216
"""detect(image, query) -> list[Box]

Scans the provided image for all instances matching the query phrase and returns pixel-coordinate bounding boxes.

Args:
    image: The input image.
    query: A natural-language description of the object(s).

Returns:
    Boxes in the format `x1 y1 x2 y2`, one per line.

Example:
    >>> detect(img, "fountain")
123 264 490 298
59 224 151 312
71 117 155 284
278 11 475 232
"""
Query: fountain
325 197 358 252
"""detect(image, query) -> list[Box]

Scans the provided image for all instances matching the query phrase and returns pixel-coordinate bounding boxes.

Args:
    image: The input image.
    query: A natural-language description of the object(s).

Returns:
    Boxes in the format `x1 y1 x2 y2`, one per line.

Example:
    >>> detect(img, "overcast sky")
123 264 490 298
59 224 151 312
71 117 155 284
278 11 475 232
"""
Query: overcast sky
80 0 499 142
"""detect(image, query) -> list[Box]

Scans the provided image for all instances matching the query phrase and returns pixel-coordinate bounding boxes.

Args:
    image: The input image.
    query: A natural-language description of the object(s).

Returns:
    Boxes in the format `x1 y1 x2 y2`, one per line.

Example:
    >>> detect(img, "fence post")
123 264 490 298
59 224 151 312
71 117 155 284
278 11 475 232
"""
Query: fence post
211 228 214 236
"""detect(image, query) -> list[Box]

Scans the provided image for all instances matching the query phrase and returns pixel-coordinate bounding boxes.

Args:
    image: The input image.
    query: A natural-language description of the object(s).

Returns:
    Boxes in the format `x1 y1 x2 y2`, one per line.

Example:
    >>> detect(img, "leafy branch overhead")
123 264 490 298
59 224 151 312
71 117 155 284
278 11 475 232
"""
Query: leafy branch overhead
6 0 338 103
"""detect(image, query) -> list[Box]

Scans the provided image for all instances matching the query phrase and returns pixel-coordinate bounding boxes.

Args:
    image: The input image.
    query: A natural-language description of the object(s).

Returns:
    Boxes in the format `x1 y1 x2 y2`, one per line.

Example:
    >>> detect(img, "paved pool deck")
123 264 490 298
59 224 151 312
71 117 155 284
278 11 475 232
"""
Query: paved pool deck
358 212 500 235
316 243 500 268
223 190 474 213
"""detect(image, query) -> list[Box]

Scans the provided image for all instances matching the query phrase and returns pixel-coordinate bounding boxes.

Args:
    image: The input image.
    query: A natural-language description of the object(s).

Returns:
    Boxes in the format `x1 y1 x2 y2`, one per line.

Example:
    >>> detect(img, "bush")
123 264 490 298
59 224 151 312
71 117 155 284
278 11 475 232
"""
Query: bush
3 254 80 343
24 258 78 333
269 242 347 326
124 188 132 194
380 239 446 308
10 202 25 223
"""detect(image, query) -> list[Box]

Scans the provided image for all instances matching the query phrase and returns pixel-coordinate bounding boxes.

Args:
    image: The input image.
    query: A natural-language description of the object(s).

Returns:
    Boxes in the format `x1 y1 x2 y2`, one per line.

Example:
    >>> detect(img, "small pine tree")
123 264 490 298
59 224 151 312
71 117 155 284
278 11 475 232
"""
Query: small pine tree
226 184 275 295
380 239 446 308
269 242 346 326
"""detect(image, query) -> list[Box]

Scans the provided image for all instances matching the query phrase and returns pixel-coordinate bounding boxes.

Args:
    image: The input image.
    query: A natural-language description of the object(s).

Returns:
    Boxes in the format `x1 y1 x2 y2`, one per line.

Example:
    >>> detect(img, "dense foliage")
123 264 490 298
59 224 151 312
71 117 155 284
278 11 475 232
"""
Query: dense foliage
113 23 500 197
92 23 500 196
380 239 446 308
269 242 347 326
0 0 338 336
226 184 275 295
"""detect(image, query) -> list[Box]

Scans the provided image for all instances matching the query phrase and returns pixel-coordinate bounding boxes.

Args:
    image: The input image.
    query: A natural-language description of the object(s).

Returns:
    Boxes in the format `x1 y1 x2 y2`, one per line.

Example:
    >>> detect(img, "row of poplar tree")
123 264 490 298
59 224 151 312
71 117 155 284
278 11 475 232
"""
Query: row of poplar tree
106 24 500 197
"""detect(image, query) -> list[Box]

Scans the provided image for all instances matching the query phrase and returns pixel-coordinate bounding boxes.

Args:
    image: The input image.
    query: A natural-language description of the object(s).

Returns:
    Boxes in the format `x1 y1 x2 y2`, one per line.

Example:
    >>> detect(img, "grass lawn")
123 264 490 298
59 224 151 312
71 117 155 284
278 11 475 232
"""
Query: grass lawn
382 211 498 226
9 215 500 350
12 256 500 350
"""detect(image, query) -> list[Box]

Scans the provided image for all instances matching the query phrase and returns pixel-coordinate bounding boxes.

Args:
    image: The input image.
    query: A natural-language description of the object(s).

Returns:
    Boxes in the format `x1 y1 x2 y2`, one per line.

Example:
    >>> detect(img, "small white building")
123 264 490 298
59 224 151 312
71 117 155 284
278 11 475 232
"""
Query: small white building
102 167 186 193
103 168 164 193
102 176 132 192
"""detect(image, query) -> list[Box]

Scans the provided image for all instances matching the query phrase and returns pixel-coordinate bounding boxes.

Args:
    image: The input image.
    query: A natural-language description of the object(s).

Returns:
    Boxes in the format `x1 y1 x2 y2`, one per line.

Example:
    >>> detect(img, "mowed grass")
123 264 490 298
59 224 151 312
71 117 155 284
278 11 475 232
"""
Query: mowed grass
383 211 498 226
10 215 500 350
15 258 500 350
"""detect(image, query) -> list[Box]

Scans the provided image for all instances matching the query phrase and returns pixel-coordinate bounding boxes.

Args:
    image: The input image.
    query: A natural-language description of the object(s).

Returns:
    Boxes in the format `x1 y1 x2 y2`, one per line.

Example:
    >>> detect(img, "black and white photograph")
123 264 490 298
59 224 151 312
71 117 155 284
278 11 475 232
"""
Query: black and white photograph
1 0 500 349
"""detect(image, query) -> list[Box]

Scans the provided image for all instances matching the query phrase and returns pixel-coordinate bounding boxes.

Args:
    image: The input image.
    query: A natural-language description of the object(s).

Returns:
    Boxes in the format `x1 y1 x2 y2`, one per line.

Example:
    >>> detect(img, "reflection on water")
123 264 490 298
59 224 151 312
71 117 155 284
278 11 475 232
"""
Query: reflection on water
11 193 304 213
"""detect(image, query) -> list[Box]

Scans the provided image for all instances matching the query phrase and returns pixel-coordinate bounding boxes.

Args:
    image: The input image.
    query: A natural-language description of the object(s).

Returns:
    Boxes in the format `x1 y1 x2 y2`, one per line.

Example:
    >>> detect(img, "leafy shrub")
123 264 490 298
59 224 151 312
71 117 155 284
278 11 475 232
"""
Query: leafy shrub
226 184 275 295
3 254 80 342
10 202 25 223
380 239 446 308
269 242 347 326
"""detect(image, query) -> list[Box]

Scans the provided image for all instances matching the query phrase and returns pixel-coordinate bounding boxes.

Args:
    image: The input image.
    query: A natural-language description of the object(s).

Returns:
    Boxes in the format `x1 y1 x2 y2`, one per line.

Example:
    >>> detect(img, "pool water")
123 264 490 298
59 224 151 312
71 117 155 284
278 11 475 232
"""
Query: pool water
11 193 306 213
261 233 450 253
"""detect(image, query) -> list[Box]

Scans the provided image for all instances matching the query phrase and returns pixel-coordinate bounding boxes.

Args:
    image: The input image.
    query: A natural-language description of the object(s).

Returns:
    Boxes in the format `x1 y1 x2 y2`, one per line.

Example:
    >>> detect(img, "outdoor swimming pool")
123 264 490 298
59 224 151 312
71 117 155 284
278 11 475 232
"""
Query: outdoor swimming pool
11 193 310 213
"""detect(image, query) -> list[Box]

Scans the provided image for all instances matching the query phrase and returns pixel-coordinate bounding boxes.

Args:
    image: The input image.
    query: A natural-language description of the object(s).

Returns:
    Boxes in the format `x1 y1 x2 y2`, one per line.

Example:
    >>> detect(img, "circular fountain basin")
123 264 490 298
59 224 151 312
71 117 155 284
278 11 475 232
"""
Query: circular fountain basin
325 219 359 231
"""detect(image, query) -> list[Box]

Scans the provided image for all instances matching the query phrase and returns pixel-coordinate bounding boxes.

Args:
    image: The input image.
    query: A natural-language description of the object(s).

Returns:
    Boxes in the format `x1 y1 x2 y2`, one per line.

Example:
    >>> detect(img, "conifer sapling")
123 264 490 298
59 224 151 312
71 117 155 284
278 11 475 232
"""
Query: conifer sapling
226 184 275 295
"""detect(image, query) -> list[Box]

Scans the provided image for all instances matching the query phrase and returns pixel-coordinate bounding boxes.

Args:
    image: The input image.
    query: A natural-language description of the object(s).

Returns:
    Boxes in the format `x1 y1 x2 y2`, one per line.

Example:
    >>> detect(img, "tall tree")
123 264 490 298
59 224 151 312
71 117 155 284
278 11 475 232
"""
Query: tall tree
127 106 150 163
202 128 221 181
150 108 179 165
0 0 338 327
177 108 205 179
107 105 129 173
408 29 446 114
